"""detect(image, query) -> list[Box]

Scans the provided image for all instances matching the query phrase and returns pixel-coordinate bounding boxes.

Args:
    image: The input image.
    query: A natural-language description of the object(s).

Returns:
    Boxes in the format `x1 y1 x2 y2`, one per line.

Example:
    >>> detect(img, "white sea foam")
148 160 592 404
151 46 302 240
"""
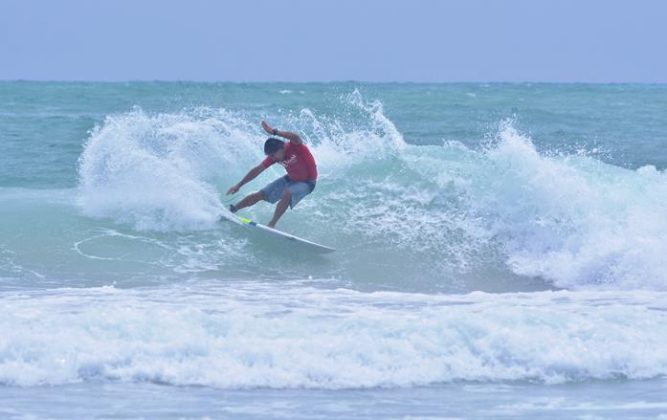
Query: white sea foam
0 284 665 388
77 108 263 231
472 123 667 289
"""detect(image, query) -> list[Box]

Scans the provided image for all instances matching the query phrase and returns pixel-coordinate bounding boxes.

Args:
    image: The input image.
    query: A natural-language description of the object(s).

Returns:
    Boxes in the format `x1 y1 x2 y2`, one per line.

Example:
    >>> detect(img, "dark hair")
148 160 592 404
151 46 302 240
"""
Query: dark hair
264 137 285 155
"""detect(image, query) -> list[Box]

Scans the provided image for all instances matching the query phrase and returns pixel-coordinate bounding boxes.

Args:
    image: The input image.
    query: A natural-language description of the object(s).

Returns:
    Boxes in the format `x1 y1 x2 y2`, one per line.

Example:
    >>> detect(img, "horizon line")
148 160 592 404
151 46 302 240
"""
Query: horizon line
2 79 667 85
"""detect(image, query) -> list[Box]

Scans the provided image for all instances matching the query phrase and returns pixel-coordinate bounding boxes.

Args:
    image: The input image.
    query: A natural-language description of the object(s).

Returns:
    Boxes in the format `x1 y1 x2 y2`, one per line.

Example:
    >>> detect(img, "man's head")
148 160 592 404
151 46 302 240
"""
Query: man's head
264 137 285 161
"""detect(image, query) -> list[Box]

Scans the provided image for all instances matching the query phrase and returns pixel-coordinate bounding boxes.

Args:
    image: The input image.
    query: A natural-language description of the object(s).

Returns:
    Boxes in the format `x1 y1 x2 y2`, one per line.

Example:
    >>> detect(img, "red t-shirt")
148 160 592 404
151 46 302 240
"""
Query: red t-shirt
261 142 318 182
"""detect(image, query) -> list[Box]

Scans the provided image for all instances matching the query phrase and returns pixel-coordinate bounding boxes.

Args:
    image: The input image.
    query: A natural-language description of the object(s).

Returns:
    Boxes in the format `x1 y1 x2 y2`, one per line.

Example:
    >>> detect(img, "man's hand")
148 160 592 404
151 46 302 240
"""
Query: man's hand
262 121 274 135
227 184 240 195
262 120 302 145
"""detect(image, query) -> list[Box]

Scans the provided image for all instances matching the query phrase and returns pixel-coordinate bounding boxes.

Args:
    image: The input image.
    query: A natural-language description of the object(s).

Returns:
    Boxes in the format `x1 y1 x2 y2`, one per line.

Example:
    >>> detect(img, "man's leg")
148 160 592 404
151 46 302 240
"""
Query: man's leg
266 181 314 228
232 191 265 212
268 189 292 228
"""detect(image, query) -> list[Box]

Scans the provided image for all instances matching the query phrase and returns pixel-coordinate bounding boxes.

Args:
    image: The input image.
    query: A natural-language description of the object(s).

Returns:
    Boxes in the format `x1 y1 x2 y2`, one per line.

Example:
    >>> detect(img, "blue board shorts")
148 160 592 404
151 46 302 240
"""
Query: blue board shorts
260 176 316 209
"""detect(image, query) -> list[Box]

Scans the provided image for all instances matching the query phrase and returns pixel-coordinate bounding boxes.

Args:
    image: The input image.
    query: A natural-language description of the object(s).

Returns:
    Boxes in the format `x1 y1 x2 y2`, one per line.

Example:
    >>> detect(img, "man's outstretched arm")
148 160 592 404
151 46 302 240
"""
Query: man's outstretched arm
227 164 266 195
262 121 303 145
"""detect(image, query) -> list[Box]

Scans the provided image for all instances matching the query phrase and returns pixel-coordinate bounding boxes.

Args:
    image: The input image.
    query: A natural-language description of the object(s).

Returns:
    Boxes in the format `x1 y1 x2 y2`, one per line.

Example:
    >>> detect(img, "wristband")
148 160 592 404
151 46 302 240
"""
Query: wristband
272 128 278 135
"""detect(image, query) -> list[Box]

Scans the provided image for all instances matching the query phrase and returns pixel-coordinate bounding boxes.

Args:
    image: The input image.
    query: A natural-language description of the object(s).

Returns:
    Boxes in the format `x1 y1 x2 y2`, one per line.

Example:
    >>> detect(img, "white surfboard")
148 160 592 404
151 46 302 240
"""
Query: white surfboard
220 213 335 253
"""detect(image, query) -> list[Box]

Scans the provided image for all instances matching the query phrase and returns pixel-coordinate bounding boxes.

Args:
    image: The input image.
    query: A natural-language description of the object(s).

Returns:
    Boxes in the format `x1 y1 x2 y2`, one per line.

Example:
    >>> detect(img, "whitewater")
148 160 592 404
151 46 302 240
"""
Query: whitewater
1 82 666 418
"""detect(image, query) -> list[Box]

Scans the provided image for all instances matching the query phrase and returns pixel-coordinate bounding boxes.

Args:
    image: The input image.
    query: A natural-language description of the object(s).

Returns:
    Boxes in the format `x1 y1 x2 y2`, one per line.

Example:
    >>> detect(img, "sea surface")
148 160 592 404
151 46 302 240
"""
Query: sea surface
1 82 667 418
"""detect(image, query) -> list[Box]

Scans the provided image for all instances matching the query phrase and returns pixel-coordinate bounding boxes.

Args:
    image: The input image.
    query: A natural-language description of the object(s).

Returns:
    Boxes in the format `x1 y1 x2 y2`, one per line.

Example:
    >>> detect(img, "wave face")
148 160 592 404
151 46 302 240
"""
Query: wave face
1 283 666 388
75 91 667 291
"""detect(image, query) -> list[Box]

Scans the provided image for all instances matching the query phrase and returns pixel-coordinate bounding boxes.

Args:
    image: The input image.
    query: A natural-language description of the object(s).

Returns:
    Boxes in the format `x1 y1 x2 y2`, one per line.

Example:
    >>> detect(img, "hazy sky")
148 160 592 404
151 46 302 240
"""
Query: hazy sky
1 0 665 82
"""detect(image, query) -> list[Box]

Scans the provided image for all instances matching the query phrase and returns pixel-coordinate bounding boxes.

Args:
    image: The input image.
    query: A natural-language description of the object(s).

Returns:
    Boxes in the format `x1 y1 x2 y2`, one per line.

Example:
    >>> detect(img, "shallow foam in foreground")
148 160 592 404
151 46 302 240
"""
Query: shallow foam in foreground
1 282 666 388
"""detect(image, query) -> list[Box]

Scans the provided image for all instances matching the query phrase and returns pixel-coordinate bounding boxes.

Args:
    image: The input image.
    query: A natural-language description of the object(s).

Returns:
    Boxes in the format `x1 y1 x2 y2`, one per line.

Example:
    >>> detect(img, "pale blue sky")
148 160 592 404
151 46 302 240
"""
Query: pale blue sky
1 0 665 82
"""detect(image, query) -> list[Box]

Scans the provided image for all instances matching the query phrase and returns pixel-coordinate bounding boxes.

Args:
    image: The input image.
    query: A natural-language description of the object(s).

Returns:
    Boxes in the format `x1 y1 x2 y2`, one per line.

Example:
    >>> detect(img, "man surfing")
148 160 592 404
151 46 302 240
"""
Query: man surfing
226 121 318 228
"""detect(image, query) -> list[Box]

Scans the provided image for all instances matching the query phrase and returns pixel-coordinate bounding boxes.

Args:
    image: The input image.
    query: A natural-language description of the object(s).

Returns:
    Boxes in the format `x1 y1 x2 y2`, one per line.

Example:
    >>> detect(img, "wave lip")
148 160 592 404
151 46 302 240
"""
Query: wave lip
469 122 667 290
1 285 666 388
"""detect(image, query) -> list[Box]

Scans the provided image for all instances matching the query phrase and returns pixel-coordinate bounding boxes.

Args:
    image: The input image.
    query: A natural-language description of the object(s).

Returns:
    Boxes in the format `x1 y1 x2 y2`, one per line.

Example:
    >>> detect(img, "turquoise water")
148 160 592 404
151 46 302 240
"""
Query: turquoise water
1 82 667 418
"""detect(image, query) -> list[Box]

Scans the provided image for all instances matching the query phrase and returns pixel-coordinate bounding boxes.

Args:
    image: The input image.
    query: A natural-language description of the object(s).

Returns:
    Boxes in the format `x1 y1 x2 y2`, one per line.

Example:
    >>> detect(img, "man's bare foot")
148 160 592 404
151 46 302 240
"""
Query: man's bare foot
267 220 277 228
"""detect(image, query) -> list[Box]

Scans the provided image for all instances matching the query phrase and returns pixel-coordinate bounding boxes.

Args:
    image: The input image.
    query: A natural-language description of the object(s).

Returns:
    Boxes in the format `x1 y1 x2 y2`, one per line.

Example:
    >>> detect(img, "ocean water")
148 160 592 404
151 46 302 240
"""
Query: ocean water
1 81 666 418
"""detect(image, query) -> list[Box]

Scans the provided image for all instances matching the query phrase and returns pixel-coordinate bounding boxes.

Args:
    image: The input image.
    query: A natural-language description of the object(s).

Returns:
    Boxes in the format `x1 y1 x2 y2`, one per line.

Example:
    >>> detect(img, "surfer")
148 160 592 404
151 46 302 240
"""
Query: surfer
226 121 318 228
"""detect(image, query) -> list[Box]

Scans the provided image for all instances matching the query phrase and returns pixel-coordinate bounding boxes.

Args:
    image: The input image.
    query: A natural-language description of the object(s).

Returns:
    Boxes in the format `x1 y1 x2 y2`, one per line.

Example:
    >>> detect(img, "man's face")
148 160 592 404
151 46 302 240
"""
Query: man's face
270 148 286 162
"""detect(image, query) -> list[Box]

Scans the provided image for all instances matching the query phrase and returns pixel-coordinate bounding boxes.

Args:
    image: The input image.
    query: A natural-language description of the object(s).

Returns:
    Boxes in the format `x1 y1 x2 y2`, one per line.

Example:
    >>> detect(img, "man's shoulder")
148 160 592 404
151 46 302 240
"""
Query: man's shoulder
287 142 310 152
